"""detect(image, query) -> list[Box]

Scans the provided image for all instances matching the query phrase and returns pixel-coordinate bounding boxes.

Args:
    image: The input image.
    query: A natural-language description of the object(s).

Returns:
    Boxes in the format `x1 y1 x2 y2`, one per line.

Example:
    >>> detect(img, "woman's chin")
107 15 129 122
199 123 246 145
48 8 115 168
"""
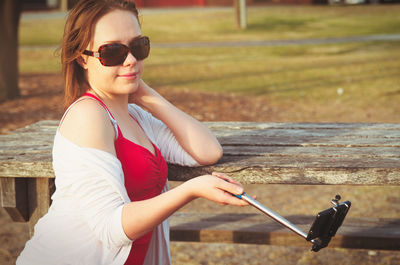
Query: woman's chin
120 82 140 95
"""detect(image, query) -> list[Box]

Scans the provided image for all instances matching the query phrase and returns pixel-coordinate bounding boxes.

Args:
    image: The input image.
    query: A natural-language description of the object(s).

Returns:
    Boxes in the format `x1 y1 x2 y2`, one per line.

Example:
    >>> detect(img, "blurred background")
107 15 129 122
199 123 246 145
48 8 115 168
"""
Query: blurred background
0 0 399 264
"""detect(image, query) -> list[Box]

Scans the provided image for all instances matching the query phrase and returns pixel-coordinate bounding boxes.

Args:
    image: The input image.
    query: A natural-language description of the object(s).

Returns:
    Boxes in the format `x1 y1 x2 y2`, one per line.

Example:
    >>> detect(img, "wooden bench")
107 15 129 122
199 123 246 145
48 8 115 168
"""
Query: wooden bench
1 121 399 250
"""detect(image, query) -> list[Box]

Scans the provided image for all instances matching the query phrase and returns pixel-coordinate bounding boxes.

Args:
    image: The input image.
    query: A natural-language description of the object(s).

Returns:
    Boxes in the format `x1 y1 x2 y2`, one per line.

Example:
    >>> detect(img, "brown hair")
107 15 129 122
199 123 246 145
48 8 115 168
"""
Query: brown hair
61 0 139 109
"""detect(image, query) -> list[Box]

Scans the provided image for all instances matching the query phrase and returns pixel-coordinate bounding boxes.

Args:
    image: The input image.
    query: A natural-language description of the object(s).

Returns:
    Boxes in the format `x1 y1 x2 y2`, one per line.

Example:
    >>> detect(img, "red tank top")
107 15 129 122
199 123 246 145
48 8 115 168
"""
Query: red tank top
82 93 168 265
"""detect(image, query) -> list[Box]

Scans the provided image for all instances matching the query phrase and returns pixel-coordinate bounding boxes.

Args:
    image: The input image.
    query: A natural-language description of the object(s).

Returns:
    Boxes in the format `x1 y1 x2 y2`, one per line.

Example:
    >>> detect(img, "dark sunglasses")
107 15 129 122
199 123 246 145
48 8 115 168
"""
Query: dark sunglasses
82 36 150 66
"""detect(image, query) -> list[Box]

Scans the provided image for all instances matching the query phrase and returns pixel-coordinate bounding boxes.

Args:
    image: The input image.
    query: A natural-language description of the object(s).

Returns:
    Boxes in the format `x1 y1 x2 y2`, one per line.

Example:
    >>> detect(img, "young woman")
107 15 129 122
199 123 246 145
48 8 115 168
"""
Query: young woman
17 1 248 264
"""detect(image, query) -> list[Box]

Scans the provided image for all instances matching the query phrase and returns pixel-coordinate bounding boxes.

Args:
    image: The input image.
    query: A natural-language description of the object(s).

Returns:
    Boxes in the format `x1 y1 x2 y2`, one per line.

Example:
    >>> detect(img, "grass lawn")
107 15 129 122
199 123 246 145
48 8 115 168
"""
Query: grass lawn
19 40 400 117
19 5 400 120
144 40 400 120
141 5 400 42
20 5 400 45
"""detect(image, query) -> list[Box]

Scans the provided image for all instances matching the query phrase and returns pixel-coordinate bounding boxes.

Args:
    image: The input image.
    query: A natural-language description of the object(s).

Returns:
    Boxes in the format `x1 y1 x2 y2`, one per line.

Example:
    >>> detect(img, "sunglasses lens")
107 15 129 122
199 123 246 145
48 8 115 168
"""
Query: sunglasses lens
97 37 150 66
130 36 150 60
99 44 129 66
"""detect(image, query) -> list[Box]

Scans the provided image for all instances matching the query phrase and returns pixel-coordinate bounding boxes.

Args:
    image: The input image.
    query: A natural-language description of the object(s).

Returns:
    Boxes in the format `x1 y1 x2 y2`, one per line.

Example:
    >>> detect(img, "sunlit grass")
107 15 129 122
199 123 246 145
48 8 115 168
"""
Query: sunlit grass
19 6 400 116
19 18 65 46
19 41 400 110
142 5 400 42
143 41 400 99
19 48 61 73
20 5 400 45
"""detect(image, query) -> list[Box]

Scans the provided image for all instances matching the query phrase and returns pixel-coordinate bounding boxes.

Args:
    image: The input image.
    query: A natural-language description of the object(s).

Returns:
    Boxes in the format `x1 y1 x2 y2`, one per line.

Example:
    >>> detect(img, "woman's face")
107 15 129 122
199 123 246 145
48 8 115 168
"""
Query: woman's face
82 9 144 98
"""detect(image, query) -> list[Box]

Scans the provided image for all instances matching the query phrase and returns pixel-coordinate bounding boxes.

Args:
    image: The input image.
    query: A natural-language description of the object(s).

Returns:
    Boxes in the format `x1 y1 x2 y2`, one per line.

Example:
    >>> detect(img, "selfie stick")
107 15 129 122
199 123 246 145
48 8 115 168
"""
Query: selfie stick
234 193 351 252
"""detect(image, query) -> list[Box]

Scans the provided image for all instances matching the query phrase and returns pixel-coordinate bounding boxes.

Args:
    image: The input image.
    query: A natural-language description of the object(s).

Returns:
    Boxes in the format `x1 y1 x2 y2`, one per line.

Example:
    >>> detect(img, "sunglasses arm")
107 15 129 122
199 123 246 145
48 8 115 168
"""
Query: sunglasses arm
82 50 100 58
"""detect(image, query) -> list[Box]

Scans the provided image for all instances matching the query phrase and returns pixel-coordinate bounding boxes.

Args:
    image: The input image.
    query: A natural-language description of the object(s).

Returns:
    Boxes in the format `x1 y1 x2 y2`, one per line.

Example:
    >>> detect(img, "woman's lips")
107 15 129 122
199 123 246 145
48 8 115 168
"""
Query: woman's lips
118 72 138 79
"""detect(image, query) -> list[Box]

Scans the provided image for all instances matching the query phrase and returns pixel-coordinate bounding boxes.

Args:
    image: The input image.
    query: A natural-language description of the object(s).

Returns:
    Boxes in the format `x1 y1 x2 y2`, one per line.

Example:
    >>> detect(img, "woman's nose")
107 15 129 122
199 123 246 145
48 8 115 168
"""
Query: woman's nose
123 51 137 66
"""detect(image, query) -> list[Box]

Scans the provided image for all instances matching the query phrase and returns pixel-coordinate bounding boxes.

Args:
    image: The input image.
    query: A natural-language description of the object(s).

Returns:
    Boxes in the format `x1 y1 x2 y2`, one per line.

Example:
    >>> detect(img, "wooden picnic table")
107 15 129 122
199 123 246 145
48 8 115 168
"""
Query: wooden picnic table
1 120 399 250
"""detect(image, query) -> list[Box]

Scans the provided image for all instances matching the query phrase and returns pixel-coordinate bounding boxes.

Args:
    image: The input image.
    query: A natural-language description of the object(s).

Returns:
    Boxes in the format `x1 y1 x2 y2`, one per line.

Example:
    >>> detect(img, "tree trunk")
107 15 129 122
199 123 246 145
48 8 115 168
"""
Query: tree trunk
0 0 22 102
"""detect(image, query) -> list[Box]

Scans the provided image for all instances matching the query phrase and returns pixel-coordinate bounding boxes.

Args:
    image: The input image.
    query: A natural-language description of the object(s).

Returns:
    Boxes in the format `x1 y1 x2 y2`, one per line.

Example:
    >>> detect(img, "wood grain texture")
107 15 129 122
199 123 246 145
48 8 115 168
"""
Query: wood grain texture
1 121 399 184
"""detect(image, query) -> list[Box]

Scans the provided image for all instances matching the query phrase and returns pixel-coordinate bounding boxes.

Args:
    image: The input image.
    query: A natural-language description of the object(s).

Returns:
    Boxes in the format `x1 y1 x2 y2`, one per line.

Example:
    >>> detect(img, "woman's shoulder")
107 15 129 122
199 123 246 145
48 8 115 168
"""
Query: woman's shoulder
59 98 116 155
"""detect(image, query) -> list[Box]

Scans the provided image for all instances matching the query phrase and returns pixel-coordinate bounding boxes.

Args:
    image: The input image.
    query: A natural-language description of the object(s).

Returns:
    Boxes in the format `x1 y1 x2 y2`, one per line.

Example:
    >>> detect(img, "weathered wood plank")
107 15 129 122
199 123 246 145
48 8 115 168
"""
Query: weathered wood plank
0 133 55 143
213 127 400 138
206 122 400 130
0 162 54 178
1 121 399 184
3 142 399 158
11 120 58 131
170 213 400 250
222 146 400 158
1 159 398 185
218 155 400 168
168 164 399 185
218 136 400 147
2 150 399 183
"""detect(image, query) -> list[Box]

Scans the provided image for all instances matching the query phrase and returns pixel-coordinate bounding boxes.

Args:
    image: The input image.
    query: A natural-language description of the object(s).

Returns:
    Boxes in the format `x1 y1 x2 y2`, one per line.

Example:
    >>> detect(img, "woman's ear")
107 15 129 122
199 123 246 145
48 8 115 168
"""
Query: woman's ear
76 56 88 69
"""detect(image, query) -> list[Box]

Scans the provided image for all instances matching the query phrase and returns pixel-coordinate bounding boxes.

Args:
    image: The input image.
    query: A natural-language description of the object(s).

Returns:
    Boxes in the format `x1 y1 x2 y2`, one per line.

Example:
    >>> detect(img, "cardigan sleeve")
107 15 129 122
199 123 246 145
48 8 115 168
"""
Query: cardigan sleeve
71 170 131 248
52 134 133 250
128 104 201 167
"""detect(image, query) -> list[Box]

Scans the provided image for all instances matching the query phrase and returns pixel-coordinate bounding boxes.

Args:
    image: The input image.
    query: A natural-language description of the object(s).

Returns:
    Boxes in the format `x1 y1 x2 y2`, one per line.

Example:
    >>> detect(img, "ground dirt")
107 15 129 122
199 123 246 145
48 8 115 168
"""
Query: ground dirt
0 73 399 264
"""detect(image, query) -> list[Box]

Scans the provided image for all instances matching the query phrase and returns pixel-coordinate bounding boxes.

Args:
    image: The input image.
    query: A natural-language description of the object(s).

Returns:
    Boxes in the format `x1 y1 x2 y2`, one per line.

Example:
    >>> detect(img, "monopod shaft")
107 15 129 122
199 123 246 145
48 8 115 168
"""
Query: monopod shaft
237 193 308 239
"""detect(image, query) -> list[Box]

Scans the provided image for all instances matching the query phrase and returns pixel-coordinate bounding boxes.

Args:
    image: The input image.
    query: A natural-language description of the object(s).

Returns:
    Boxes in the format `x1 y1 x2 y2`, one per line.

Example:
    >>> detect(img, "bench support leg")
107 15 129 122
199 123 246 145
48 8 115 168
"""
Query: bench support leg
0 177 55 237
0 177 29 222
27 178 55 237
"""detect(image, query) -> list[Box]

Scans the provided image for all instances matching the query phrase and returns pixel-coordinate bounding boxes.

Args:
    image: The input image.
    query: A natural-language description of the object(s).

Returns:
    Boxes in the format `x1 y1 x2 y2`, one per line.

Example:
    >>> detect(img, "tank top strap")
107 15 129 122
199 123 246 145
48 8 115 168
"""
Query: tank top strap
59 93 119 139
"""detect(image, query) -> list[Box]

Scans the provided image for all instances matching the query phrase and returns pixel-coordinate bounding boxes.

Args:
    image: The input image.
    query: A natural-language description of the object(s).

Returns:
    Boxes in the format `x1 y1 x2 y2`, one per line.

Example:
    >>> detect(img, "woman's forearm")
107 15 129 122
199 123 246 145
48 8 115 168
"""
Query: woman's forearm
121 181 194 240
121 173 247 241
134 81 223 165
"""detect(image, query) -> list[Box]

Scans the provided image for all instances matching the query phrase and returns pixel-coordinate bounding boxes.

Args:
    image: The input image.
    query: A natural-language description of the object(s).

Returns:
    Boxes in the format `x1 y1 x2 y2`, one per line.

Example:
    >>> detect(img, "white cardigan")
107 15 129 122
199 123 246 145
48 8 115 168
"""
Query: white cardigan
17 104 200 265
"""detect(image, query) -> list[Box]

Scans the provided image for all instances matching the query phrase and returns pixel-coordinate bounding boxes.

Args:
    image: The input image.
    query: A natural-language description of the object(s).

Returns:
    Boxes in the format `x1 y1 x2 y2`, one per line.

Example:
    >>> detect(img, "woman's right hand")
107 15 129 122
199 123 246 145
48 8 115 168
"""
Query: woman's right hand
184 172 249 206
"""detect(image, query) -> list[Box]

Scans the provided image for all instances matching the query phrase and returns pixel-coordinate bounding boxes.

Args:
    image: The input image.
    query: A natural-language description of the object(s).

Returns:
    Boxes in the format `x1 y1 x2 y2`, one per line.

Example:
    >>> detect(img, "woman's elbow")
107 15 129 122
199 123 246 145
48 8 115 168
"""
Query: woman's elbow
196 144 223 166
